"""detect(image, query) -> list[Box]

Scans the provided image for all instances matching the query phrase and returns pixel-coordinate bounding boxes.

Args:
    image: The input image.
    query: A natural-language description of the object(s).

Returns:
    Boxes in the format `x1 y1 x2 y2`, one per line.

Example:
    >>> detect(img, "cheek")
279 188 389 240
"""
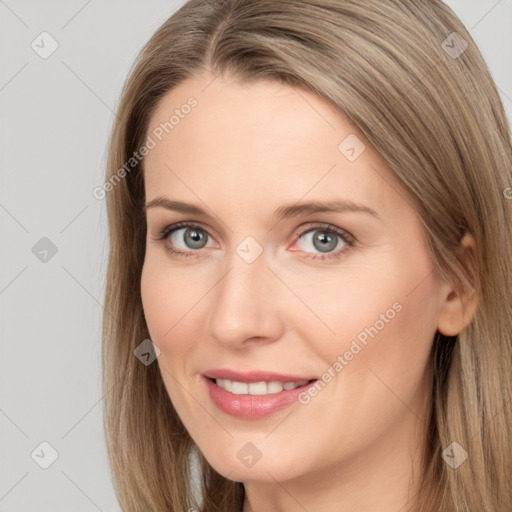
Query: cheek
140 259 204 355
334 276 439 422
304 252 440 388
290 278 438 459
140 261 204 411
296 268 407 350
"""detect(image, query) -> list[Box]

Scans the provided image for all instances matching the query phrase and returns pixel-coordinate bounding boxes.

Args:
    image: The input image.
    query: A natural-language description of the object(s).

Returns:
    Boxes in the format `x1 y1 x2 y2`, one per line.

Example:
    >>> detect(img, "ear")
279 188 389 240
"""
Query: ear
436 232 479 336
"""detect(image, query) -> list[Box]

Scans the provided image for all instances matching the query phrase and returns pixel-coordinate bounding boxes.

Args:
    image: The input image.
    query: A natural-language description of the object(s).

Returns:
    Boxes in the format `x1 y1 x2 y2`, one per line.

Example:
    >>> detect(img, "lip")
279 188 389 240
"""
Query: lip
202 371 318 419
202 368 318 383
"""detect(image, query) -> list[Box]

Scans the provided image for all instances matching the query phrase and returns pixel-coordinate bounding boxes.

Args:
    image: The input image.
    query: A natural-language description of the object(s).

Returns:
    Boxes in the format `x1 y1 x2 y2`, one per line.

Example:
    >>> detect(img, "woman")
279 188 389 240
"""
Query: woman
101 1 512 510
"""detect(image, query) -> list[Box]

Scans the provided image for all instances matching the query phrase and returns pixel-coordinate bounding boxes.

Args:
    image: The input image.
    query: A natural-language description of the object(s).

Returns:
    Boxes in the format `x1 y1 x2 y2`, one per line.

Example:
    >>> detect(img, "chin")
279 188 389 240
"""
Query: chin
198 442 303 484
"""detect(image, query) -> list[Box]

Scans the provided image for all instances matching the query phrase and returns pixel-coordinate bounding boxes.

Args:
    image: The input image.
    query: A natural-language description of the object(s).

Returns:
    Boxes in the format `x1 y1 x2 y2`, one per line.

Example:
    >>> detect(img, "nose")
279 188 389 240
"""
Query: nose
207 247 285 348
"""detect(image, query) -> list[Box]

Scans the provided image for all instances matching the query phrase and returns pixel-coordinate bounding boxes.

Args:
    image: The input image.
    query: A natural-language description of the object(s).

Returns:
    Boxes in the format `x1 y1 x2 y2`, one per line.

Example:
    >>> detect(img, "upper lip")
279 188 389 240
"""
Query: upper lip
203 368 318 383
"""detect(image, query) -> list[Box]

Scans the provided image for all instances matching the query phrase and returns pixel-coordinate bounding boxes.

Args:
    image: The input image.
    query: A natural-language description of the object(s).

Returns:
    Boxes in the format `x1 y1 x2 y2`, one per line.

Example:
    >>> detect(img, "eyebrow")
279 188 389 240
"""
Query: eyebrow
144 197 380 221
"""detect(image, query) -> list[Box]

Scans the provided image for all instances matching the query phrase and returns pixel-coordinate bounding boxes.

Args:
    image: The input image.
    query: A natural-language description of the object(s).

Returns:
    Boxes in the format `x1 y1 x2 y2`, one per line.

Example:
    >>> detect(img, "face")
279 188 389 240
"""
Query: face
140 72 447 485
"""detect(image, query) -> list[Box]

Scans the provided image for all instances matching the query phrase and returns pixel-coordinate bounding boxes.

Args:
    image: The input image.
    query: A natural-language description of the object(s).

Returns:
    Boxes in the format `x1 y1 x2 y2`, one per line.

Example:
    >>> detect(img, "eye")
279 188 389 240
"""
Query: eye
152 221 356 261
153 222 215 258
291 223 355 261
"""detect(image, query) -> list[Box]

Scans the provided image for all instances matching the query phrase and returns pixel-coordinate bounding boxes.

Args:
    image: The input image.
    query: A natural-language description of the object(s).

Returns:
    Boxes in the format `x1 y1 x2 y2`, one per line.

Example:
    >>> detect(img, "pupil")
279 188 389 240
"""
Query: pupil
185 228 206 248
314 231 336 253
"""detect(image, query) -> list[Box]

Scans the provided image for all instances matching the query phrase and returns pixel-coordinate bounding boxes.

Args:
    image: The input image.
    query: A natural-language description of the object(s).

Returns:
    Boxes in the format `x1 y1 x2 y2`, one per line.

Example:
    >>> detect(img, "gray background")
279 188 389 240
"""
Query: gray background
1 1 511 510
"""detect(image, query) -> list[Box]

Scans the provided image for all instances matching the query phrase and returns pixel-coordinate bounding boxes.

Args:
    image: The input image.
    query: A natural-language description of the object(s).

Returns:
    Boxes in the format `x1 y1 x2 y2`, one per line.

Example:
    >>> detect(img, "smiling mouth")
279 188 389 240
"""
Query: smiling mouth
208 377 317 395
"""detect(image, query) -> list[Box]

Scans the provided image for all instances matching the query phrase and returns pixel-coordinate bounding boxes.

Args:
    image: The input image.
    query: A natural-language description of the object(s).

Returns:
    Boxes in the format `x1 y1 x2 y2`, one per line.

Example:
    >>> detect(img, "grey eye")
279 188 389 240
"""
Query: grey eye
298 229 344 254
311 230 339 253
171 227 209 250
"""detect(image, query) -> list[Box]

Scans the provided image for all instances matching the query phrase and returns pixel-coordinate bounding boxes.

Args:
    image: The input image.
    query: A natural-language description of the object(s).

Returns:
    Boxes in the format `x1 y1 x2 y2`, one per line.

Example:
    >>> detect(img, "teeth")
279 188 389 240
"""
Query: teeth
215 379 309 395
248 382 268 395
267 381 284 393
231 381 248 394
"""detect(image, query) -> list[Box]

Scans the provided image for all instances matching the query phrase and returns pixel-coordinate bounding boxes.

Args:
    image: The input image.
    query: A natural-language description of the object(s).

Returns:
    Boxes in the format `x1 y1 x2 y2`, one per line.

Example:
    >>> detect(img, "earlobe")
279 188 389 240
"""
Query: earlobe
436 233 479 336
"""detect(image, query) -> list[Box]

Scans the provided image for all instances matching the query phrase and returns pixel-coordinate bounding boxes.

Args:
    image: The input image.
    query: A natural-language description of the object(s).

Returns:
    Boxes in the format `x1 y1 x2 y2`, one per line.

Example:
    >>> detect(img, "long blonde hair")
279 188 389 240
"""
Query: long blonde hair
102 1 512 510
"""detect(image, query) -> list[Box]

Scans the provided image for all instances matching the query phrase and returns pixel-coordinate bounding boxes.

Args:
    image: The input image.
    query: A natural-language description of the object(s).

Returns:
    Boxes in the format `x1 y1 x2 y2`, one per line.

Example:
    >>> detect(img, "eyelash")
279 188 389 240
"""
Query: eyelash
152 221 356 261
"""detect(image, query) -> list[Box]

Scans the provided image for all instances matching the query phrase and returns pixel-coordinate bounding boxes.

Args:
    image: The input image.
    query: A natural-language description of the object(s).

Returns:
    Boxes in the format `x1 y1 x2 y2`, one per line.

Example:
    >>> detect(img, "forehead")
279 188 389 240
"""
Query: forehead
143 74 409 220
148 74 353 147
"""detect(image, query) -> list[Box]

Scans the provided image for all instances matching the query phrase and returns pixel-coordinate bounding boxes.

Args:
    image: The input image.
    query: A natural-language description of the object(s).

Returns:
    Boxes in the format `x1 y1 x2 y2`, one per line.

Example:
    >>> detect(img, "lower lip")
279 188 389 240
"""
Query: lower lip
204 376 317 419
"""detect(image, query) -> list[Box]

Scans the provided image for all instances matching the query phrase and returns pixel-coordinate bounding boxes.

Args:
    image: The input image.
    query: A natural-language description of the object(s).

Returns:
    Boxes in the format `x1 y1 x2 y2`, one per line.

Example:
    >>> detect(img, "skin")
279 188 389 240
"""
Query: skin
140 72 477 512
